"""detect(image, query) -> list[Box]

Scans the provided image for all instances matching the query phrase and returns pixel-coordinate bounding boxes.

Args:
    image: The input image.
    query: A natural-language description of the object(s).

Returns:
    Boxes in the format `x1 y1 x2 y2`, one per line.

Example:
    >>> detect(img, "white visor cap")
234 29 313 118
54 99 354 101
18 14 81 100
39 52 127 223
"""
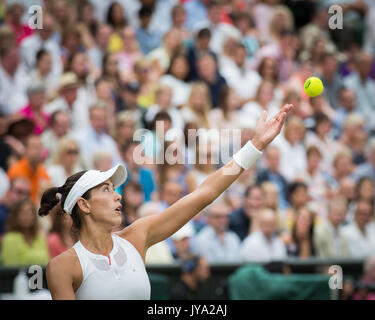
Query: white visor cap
63 164 127 215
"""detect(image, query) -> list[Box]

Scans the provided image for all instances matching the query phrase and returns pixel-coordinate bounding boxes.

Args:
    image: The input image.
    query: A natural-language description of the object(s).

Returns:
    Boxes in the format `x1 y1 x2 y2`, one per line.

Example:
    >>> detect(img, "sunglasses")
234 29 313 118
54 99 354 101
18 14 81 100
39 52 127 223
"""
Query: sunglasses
66 149 79 155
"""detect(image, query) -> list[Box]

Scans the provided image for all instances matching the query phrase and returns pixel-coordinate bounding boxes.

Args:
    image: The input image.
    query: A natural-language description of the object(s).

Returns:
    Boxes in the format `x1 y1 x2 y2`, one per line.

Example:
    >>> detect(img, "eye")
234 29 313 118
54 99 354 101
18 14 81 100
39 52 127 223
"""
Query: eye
104 186 109 192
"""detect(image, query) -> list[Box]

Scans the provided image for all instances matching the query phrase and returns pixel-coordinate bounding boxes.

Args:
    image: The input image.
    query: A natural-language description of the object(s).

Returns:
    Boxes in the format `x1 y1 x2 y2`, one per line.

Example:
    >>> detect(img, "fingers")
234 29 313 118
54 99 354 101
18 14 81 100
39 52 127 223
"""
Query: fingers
261 110 268 123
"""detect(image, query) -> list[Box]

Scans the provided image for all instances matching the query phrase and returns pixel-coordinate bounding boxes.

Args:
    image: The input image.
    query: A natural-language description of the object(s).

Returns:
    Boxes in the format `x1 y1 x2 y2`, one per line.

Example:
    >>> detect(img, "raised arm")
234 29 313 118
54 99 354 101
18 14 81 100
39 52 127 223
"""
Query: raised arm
120 104 293 252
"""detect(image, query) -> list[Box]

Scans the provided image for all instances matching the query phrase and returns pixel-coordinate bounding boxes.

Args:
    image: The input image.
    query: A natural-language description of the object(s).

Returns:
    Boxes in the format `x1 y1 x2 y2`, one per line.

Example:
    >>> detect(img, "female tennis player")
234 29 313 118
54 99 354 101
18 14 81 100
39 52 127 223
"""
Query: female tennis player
39 104 293 300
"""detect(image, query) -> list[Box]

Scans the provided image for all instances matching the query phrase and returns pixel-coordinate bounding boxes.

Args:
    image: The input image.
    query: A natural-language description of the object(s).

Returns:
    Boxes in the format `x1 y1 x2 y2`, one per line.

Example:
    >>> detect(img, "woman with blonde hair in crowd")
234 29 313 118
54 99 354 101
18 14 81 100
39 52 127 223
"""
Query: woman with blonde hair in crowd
112 111 136 156
267 5 294 44
47 136 84 187
1 199 50 266
134 58 158 109
181 82 212 130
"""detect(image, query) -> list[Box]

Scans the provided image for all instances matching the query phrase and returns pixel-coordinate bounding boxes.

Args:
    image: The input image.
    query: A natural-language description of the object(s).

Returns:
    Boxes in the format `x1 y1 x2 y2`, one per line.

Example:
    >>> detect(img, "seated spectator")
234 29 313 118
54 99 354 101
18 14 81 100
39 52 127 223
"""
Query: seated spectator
145 84 184 130
355 176 375 207
272 116 306 183
0 177 30 242
339 113 368 165
7 134 50 204
169 254 211 300
45 72 90 131
160 53 192 108
147 28 183 76
134 58 158 109
229 185 264 241
119 181 144 229
170 222 195 261
343 199 375 259
191 202 241 264
1 199 49 266
5 2 34 45
297 145 329 215
314 197 350 258
195 52 227 108
220 43 261 104
106 1 128 53
47 209 77 258
112 111 136 155
136 202 174 265
332 87 356 138
240 208 287 263
74 103 123 169
284 206 316 258
257 145 289 210
136 5 162 55
353 137 375 182
19 81 50 135
47 136 83 187
92 151 113 172
41 110 72 165
180 82 212 129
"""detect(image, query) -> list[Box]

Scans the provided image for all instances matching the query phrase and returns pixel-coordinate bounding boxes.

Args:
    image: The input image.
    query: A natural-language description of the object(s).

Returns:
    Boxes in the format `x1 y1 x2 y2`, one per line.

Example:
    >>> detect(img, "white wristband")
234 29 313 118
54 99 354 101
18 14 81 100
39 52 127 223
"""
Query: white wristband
233 141 262 170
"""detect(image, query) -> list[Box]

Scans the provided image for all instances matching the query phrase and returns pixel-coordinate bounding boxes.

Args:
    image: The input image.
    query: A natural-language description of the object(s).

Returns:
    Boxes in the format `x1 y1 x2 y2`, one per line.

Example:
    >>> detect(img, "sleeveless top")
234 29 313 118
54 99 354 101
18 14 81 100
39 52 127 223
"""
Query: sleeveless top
72 233 151 300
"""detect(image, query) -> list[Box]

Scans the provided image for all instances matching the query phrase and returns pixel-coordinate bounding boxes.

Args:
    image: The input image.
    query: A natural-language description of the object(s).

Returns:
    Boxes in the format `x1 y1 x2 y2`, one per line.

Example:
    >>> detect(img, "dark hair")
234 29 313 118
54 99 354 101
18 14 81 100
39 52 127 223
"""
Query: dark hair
166 53 189 81
38 171 91 234
244 184 263 198
287 182 308 204
152 111 172 130
217 84 232 118
36 48 50 64
138 6 153 18
106 2 127 29
291 207 315 256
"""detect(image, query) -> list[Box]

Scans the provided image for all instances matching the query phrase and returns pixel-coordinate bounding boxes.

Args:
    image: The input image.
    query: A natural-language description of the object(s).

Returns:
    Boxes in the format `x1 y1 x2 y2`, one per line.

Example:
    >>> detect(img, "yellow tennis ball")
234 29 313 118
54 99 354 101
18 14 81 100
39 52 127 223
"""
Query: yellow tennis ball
304 77 324 97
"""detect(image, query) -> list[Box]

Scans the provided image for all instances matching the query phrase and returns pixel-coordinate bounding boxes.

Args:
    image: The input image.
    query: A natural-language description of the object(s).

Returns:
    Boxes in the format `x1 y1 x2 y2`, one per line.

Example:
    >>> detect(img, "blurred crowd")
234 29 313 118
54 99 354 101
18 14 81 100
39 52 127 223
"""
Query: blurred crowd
0 0 375 299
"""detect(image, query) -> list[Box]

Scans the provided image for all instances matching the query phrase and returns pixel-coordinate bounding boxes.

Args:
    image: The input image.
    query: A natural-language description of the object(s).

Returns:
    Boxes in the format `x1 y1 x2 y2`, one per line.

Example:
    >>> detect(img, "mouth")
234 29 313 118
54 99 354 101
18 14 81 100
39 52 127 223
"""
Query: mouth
115 204 122 215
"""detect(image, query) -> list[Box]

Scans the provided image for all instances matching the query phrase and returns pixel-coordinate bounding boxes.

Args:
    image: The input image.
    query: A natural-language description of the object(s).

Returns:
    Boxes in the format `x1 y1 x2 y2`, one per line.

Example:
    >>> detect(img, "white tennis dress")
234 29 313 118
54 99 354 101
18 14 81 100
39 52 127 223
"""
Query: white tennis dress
73 233 151 300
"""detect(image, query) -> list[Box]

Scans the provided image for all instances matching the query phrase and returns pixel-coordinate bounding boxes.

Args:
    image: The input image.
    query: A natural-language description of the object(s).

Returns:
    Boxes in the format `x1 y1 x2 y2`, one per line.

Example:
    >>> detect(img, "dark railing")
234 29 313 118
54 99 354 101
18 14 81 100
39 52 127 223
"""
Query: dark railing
0 258 365 299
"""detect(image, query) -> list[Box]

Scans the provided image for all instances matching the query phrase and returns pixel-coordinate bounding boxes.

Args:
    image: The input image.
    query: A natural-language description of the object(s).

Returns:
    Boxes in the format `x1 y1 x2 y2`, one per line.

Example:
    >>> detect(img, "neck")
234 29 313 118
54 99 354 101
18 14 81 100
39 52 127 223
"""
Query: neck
80 224 113 256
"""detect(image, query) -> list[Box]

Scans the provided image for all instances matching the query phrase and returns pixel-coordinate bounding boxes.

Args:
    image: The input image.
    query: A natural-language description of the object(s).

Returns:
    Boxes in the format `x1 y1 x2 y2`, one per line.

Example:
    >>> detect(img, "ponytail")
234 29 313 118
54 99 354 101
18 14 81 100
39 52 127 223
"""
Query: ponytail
38 186 62 217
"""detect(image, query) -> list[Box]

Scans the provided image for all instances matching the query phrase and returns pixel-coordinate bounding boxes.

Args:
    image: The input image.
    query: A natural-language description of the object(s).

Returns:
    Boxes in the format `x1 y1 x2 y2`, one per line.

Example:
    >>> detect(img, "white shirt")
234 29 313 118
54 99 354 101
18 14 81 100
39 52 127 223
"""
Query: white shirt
342 222 375 259
240 101 279 123
0 65 29 115
220 61 262 100
73 233 151 300
240 230 287 263
20 34 62 86
45 97 90 131
160 75 192 107
272 135 306 183
75 126 124 169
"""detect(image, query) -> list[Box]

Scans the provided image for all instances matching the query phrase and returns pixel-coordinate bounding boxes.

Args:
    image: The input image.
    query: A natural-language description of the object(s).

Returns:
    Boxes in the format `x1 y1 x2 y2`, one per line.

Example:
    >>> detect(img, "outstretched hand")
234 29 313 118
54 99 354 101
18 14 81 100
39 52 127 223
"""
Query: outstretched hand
250 104 293 151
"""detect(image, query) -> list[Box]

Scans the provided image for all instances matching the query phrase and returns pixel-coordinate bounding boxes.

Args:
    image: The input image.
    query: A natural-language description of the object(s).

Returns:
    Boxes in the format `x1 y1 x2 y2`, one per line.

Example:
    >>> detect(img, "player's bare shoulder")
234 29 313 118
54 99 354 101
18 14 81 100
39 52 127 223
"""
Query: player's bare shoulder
46 248 83 298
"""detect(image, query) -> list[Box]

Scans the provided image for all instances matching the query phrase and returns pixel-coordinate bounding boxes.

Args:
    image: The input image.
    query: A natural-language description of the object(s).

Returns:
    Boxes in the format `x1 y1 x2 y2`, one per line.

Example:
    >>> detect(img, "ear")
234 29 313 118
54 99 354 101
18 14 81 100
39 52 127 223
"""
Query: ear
77 198 91 214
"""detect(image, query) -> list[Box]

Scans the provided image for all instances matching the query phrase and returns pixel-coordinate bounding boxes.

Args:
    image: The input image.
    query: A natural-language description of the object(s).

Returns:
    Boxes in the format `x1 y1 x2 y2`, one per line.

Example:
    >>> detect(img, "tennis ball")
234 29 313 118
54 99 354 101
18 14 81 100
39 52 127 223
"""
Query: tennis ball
304 77 324 97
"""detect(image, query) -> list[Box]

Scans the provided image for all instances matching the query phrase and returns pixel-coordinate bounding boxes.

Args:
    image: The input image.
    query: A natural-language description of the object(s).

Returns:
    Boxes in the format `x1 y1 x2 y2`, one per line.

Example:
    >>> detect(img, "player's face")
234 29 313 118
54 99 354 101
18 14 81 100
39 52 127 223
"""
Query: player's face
87 180 123 228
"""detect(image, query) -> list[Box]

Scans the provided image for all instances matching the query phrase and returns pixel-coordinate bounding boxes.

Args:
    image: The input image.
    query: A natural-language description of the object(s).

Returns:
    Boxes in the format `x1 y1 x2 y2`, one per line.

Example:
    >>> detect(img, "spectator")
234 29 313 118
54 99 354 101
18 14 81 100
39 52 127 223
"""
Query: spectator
113 111 136 154
0 177 30 242
4 3 34 45
313 197 350 258
229 185 264 241
355 176 375 206
106 1 128 53
342 199 375 258
257 145 289 210
220 43 262 104
86 23 112 71
180 82 211 129
169 254 212 300
191 202 242 264
19 81 50 135
352 254 375 300
195 52 227 108
119 181 144 228
171 222 195 261
343 52 375 127
273 116 306 182
285 206 316 258
45 72 90 131
7 134 50 204
41 110 71 165
1 199 49 266
353 138 375 182
332 87 357 137
0 35 28 115
74 103 123 169
134 58 157 108
46 136 83 187
47 210 77 258
160 53 192 108
240 208 287 263
136 5 162 55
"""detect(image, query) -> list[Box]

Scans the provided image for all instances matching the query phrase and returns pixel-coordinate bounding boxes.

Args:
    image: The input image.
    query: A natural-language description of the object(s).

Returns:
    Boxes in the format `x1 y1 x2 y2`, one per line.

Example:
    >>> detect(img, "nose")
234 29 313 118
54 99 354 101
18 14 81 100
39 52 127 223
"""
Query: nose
115 190 122 202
